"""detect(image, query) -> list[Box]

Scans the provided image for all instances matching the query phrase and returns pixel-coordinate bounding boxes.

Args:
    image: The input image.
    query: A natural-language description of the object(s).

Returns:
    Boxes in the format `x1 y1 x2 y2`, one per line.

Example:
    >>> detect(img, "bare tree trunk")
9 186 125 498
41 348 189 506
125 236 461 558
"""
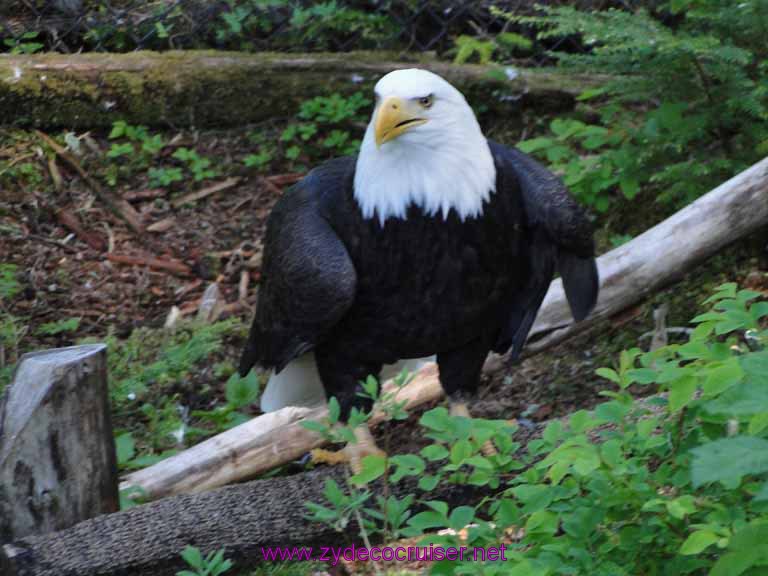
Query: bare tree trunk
0 344 118 542
0 51 600 129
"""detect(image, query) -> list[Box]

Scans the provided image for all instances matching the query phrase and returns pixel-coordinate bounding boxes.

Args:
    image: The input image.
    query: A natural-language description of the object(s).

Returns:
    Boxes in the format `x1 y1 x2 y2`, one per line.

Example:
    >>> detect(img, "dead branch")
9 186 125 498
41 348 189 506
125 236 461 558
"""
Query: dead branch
35 131 145 235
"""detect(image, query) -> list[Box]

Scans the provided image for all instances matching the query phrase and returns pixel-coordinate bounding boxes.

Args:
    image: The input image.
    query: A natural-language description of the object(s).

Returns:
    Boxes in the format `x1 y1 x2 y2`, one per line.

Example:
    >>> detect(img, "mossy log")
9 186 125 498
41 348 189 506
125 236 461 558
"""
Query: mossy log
0 51 603 129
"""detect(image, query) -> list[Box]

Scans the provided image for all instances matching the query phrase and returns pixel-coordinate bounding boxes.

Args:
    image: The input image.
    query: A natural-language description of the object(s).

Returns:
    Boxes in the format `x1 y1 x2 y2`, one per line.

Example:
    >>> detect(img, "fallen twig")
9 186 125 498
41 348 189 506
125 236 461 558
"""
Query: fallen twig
258 175 283 198
123 189 167 202
35 130 145 235
265 172 304 187
170 177 241 208
55 208 106 251
106 253 192 276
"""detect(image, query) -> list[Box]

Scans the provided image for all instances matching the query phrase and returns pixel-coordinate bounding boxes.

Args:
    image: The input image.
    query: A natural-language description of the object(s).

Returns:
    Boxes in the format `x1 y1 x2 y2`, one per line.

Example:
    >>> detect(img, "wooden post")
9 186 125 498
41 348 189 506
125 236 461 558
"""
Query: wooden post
0 344 118 542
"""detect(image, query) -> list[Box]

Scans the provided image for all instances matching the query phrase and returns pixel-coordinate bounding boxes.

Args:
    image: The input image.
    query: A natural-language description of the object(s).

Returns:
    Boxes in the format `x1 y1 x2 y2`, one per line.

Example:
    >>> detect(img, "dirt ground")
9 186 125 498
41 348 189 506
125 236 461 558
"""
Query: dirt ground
2 125 767 460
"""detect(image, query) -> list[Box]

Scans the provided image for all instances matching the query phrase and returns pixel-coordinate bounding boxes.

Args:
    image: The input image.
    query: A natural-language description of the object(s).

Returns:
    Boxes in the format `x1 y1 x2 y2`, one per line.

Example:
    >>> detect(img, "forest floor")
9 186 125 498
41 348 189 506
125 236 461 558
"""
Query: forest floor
2 124 767 575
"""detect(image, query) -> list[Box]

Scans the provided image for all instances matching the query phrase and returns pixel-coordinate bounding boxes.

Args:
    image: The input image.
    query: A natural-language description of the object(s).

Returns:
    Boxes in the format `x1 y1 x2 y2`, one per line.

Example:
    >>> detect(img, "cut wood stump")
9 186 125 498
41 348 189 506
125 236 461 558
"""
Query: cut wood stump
0 344 118 542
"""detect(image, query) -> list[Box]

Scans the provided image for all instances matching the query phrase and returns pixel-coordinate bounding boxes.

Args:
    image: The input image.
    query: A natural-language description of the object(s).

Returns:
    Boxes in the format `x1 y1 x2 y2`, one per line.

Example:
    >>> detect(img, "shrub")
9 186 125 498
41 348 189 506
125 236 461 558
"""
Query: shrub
307 283 768 574
511 3 768 212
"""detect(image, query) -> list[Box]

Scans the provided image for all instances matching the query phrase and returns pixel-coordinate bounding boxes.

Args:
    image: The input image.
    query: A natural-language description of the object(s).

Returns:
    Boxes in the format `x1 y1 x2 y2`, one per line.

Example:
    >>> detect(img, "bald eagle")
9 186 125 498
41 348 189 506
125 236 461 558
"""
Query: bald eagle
239 69 598 470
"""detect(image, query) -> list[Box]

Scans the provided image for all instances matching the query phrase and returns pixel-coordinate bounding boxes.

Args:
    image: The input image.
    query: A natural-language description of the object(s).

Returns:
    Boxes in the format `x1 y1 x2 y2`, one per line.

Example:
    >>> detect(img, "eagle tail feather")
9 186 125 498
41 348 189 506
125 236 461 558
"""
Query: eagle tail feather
559 252 599 322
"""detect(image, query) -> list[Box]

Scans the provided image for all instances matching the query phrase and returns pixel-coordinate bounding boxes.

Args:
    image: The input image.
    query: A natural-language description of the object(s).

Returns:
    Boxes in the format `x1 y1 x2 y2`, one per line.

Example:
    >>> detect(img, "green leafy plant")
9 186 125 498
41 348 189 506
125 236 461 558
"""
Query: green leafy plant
105 121 166 186
3 32 44 54
104 121 216 188
214 1 395 52
510 3 768 212
37 317 81 336
0 264 24 390
193 371 260 431
177 546 233 576
277 92 370 169
172 147 217 182
305 283 768 574
452 32 531 65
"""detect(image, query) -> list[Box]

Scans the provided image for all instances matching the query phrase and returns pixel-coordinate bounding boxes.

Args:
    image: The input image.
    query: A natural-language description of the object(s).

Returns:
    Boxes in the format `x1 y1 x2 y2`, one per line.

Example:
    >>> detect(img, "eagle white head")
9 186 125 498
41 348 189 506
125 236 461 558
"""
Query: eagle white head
354 69 497 225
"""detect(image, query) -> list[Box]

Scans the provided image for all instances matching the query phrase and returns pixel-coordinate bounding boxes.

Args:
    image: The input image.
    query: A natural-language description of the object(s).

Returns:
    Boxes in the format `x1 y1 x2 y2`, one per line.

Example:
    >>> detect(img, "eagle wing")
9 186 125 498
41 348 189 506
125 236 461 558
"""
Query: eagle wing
239 158 357 376
490 141 599 358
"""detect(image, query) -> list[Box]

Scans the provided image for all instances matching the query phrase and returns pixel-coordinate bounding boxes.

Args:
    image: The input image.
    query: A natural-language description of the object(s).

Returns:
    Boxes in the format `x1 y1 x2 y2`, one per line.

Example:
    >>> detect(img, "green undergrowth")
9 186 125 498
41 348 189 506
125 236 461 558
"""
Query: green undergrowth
504 1 768 214
81 318 262 496
300 283 768 575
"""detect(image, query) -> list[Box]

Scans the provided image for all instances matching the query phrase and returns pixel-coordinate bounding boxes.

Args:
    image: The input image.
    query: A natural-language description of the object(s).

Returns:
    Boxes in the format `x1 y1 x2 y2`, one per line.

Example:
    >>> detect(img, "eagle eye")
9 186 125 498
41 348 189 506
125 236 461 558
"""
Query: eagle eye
418 94 434 109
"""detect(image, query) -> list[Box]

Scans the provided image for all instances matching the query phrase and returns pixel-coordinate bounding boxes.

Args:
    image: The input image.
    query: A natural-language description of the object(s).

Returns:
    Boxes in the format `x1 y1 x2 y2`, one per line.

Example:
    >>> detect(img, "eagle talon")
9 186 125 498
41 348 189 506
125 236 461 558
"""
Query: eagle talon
310 448 350 466
310 426 387 475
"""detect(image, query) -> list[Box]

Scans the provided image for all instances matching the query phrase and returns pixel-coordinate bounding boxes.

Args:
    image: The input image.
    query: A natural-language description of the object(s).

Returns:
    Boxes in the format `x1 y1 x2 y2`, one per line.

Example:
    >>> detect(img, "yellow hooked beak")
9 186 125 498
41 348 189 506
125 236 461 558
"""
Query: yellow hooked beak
374 96 428 148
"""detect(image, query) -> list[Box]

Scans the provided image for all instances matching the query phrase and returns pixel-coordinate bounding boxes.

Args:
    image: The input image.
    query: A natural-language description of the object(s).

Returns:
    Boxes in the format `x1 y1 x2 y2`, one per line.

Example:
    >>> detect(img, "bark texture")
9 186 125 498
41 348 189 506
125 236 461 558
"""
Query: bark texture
0 344 118 542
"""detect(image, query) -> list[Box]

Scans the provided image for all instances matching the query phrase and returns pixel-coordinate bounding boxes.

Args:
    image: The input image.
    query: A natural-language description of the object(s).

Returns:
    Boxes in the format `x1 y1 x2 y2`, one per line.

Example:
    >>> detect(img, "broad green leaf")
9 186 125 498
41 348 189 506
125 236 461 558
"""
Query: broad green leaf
563 507 603 540
679 530 719 555
389 454 425 482
419 407 452 432
449 440 473 464
666 495 696 519
115 433 136 466
704 381 768 416
691 436 768 488
526 510 558 535
323 477 344 504
420 444 449 461
702 358 744 396
709 551 758 576
669 375 697 412
448 506 475 530
418 475 440 491
569 410 597 433
749 412 768 435
595 401 629 424
407 511 446 532
511 484 553 513
350 455 387 485
327 397 341 423
595 367 620 384
627 368 657 384
753 480 768 501
180 546 203 570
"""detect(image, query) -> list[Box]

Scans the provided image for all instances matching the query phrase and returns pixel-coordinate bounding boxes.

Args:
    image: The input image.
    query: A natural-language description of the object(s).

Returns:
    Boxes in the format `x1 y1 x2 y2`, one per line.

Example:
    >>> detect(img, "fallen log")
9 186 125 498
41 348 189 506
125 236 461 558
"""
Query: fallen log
120 364 440 501
0 345 118 542
120 155 768 502
524 154 768 353
0 51 602 129
0 393 668 576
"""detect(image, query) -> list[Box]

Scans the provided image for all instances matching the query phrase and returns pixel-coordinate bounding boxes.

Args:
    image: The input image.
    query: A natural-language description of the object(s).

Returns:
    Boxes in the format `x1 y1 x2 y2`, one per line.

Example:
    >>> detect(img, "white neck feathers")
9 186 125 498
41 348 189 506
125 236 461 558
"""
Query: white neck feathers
353 72 496 225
